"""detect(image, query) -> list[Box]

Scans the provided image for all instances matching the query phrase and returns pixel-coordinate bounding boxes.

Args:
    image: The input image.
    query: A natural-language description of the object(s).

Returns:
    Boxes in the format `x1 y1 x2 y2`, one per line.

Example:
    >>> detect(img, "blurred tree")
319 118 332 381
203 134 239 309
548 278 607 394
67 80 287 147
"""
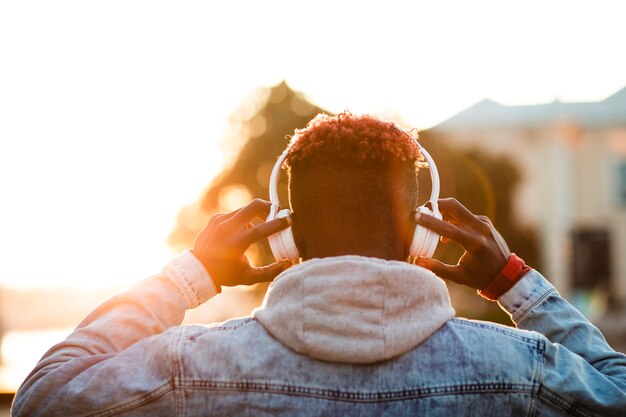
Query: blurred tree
169 81 539 325
168 81 323 270
417 130 540 324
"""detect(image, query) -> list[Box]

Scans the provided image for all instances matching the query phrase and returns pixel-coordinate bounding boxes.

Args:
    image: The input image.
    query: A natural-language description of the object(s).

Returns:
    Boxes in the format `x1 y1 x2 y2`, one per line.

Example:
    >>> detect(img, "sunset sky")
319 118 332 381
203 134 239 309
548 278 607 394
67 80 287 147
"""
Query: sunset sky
1 0 625 289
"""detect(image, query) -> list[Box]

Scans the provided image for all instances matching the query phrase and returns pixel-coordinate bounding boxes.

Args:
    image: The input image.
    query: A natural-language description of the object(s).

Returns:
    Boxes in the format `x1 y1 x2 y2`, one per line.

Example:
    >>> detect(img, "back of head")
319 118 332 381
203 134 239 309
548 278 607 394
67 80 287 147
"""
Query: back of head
285 112 422 261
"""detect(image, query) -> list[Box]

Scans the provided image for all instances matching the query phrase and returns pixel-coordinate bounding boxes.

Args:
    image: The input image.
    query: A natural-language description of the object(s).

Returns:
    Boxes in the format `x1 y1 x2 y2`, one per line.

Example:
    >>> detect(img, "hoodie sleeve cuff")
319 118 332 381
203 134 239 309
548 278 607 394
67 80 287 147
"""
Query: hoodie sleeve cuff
163 249 219 309
497 269 558 323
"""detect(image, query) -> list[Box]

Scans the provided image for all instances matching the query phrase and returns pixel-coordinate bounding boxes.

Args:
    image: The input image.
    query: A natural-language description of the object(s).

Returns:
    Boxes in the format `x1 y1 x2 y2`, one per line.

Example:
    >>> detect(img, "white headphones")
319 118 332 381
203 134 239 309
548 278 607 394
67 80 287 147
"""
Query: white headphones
266 142 442 262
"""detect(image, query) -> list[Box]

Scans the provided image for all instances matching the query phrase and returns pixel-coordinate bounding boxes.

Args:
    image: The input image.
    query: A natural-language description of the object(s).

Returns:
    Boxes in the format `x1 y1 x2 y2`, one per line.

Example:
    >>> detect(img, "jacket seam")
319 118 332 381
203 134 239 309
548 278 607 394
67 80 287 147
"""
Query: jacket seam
449 318 537 344
203 317 256 332
538 385 594 417
86 383 173 417
177 380 536 403
163 265 195 308
515 288 557 324
173 330 185 417
528 338 544 417
181 318 256 341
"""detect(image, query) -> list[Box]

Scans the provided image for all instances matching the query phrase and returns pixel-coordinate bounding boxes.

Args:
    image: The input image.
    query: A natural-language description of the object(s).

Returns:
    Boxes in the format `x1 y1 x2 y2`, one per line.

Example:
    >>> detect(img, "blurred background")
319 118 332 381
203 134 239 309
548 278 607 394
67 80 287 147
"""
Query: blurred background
1 0 626 411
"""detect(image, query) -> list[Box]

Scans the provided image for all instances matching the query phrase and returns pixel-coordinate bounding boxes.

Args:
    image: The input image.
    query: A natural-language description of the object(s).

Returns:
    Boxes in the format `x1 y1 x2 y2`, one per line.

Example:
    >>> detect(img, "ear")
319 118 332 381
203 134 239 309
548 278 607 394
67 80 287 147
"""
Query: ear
289 211 306 259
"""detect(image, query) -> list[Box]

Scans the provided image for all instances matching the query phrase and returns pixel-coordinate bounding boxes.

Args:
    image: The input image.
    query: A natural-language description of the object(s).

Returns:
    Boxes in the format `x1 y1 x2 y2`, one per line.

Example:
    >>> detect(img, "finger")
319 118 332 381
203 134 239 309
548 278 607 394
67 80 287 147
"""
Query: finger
244 260 292 284
413 257 464 284
206 207 244 228
416 212 477 250
224 199 272 228
446 216 465 229
242 217 291 245
476 214 494 227
437 198 481 227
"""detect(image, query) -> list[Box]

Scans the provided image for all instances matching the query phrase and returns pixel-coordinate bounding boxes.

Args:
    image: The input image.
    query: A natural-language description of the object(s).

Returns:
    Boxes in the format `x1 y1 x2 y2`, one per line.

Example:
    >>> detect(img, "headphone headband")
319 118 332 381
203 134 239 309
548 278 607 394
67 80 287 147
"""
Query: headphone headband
268 143 441 215
268 148 290 219
415 143 441 217
267 139 442 261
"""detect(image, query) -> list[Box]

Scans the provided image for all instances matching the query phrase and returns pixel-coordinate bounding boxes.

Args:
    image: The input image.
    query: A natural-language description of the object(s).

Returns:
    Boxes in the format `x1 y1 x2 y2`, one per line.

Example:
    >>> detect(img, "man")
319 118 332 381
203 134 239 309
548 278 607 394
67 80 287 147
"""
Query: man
12 113 626 416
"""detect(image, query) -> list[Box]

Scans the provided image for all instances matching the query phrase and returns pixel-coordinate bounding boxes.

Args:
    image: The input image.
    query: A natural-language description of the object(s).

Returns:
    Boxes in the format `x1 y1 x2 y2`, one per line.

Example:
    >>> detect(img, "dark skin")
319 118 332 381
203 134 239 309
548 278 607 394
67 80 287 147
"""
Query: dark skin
288 162 417 263
192 199 292 288
414 198 511 290
191 197 510 291
289 209 415 262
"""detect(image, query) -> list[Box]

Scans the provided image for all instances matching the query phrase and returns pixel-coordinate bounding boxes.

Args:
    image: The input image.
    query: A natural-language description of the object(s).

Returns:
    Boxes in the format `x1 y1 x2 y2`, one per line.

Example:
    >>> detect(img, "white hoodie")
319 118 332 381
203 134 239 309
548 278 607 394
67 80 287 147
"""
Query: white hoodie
254 255 456 364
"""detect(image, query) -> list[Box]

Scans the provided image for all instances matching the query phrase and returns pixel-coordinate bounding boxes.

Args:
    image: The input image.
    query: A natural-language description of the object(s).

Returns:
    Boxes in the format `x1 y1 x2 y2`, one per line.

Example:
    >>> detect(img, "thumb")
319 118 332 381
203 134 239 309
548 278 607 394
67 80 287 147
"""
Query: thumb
414 257 462 283
246 260 292 284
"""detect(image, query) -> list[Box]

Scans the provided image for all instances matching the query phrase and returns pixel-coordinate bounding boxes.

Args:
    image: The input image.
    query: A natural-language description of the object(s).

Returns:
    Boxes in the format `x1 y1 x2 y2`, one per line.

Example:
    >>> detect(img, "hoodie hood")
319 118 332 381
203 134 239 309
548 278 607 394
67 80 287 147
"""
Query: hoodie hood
253 255 455 364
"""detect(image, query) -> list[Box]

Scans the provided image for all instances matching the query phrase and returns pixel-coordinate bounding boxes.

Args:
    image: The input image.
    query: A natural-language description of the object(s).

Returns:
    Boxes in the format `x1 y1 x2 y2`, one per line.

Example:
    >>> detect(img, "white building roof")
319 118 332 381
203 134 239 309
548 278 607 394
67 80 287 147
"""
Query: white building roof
435 86 626 130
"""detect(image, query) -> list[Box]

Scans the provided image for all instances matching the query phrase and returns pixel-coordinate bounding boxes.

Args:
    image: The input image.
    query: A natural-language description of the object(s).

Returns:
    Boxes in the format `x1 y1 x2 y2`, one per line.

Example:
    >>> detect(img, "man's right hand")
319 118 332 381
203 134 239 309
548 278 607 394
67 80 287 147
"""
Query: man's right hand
414 198 511 290
192 199 292 289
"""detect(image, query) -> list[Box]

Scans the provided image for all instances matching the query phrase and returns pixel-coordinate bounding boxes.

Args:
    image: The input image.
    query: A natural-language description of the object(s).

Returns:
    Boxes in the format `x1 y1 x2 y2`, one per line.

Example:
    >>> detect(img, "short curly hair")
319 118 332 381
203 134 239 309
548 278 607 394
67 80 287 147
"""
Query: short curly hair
285 112 422 168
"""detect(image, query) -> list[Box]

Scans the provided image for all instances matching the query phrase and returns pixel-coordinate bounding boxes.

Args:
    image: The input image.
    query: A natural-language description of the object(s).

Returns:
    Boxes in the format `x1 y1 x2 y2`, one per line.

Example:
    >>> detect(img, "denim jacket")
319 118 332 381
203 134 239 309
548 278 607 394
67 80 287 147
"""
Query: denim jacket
11 251 626 416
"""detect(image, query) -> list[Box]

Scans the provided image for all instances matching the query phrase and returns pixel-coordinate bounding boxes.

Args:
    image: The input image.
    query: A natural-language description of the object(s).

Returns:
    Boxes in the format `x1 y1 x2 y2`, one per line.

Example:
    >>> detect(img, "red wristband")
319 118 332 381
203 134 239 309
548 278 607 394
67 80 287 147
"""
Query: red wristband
478 253 531 301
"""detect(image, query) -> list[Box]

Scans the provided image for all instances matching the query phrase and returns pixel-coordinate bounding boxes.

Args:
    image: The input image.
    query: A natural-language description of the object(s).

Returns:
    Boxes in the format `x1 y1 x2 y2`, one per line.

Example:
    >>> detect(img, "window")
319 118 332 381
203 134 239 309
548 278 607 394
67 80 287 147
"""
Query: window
570 228 611 290
618 160 626 207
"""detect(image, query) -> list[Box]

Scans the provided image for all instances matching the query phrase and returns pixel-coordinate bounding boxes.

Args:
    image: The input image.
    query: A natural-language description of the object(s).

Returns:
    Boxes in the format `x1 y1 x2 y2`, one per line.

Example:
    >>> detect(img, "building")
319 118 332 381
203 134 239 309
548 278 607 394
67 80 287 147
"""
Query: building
433 86 626 315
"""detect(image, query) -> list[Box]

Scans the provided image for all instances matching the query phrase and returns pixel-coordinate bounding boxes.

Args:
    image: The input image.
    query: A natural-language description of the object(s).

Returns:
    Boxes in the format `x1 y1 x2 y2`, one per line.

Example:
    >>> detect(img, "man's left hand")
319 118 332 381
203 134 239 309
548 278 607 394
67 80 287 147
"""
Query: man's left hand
414 198 511 290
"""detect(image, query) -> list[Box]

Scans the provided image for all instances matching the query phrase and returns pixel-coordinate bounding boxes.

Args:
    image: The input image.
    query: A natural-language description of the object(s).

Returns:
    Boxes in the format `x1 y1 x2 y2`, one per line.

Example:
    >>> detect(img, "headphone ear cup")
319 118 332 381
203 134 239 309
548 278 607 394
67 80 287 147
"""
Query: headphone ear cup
421 223 440 259
277 226 300 260
409 225 428 259
409 206 441 259
268 209 300 261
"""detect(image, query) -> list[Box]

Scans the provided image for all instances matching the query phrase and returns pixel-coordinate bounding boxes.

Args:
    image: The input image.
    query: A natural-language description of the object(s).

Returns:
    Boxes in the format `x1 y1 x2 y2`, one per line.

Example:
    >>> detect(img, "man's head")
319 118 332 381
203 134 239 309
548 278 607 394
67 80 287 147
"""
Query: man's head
285 112 422 261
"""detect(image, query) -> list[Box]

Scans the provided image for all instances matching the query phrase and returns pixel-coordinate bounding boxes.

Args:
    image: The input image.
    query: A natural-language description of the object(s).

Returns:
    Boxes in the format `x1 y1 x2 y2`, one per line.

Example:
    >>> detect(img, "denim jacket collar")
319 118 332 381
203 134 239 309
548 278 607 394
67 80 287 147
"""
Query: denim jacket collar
254 255 455 363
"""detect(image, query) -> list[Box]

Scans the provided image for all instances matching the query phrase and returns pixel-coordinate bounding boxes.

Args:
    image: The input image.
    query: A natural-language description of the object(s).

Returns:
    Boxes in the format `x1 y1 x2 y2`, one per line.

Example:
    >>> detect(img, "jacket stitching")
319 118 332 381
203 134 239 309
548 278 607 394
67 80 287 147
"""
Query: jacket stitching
177 380 536 402
182 318 256 339
527 338 544 417
183 274 200 307
449 318 537 343
538 385 594 417
163 265 195 308
516 288 557 324
86 383 173 417
173 329 185 417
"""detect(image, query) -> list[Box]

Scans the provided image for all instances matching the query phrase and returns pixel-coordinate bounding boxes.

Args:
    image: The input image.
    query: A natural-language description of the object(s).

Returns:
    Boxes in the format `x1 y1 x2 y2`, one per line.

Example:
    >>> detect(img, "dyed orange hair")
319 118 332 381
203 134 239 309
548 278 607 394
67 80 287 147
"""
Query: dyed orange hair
285 112 421 168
